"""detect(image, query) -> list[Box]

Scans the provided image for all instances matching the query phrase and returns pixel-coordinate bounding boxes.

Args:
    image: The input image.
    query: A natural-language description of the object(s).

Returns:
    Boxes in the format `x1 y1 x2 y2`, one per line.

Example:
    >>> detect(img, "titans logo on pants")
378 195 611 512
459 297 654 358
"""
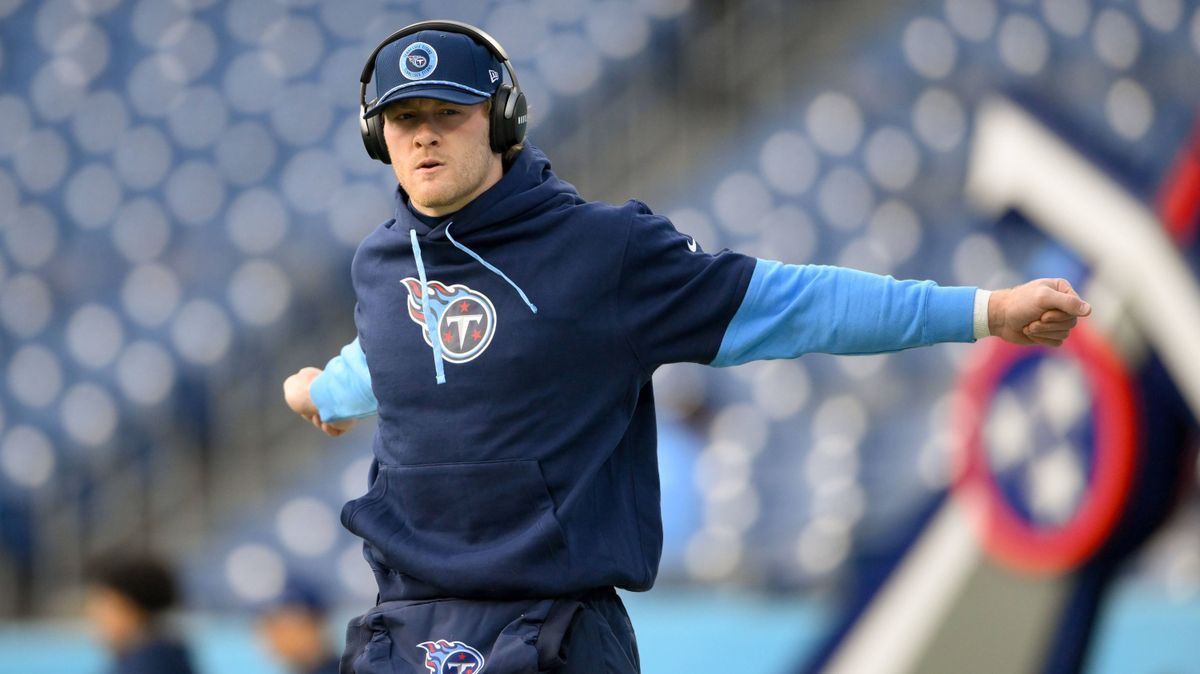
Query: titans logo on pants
402 278 497 364
416 639 486 674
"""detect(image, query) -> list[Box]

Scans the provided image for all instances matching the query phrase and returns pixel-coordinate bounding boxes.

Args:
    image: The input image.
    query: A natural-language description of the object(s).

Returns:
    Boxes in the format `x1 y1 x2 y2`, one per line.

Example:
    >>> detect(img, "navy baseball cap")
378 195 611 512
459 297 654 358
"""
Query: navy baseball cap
364 29 503 117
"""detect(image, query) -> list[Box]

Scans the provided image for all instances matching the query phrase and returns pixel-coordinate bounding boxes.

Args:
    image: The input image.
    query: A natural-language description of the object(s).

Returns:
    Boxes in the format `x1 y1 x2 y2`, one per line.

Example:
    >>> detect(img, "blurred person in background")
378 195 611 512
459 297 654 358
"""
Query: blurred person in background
257 576 340 674
282 20 1092 674
84 553 197 674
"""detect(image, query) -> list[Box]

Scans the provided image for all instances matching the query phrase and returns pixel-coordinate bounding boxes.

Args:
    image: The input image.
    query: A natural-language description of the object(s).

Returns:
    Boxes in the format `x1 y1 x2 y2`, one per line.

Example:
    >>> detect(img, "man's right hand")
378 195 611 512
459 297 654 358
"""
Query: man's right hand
987 278 1091 348
283 367 356 437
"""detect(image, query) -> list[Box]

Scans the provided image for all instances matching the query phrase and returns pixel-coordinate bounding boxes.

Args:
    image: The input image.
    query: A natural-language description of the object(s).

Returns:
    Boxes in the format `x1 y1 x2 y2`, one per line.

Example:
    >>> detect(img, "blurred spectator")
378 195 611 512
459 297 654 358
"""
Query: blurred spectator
84 553 197 674
257 577 339 674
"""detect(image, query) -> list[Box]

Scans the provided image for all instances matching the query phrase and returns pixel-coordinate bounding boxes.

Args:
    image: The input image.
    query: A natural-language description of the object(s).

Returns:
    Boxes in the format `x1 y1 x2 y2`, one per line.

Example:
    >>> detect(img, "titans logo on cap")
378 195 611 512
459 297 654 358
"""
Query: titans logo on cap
400 41 437 80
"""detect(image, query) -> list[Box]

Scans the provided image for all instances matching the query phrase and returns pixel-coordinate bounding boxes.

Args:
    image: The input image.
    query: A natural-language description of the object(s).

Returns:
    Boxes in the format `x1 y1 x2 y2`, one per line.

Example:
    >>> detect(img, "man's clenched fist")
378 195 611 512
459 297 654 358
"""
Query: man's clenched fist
988 278 1092 348
283 367 356 437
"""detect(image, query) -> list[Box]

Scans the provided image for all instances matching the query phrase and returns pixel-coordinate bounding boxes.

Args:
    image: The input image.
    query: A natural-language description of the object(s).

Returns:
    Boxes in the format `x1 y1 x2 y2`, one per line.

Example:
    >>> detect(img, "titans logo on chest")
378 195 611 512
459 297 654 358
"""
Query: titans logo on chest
402 278 497 363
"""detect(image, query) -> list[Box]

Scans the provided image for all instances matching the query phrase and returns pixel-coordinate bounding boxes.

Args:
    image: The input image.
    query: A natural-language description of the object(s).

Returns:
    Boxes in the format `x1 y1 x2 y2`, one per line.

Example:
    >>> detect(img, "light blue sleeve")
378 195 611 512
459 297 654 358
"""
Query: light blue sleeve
711 259 977 367
309 337 378 422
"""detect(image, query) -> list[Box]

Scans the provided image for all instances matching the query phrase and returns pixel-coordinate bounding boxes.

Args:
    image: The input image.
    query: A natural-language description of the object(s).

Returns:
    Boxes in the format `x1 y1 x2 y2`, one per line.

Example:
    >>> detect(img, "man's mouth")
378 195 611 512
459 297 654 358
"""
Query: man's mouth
415 159 444 173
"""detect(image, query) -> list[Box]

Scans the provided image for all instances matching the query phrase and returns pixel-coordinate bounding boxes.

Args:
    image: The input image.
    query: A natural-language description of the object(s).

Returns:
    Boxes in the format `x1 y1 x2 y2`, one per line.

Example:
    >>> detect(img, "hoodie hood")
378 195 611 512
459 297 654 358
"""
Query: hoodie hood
390 143 584 240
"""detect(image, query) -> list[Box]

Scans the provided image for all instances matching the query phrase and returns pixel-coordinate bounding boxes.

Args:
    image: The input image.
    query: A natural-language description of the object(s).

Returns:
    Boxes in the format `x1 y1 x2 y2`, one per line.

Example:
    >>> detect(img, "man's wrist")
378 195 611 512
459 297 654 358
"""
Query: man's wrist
973 289 992 339
987 288 1008 337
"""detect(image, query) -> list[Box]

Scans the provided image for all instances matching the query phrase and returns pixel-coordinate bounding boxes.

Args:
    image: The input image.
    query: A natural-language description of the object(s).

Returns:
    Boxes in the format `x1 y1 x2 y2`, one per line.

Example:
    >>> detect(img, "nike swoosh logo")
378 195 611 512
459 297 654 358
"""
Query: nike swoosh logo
686 237 697 253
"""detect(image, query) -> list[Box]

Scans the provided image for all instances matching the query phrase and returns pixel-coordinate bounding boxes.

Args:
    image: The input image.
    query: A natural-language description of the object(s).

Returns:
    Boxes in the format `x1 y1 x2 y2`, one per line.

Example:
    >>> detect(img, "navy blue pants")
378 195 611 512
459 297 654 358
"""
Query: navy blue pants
341 588 640 673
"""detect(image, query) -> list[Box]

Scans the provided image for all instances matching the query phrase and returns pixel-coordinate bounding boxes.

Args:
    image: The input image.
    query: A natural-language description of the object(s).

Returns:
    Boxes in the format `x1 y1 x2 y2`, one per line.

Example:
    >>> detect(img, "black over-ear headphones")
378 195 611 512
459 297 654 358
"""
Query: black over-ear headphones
359 19 528 164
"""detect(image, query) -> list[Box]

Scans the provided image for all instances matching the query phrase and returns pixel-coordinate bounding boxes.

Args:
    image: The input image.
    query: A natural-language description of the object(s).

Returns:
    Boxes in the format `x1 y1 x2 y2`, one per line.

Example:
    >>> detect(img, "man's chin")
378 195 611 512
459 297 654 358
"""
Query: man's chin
409 192 462 215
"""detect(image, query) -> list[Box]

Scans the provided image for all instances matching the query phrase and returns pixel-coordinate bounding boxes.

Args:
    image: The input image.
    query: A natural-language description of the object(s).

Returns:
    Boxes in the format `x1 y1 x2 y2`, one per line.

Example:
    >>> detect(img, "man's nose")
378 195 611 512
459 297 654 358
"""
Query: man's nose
414 116 440 147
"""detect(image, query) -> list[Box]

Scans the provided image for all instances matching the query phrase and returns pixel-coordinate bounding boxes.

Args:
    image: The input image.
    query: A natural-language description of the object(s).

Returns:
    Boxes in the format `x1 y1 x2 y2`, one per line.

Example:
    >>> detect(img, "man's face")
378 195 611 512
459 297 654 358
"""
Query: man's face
84 587 144 651
258 608 325 665
382 98 502 217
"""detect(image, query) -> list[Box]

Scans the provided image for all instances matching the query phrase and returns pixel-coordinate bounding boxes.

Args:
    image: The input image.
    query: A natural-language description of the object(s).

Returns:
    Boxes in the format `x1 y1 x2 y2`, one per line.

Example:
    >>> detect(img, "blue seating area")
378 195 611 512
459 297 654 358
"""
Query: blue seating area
0 0 698 612
650 0 1200 593
174 0 1200 619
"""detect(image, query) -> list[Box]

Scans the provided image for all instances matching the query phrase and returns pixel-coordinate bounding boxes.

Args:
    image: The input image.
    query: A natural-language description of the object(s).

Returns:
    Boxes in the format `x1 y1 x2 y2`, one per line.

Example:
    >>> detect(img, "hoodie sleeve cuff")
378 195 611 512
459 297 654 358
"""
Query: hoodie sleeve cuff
925 285 978 344
972 289 992 340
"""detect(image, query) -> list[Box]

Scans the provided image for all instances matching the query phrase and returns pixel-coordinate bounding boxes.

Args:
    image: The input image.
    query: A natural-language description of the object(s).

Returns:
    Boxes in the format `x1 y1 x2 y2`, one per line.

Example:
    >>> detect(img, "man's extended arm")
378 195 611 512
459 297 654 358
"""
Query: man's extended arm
710 260 1089 367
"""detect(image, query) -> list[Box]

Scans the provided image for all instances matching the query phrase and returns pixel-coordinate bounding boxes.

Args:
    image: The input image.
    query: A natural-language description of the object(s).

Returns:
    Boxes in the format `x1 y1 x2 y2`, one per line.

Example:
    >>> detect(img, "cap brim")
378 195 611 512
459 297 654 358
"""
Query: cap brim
364 85 490 117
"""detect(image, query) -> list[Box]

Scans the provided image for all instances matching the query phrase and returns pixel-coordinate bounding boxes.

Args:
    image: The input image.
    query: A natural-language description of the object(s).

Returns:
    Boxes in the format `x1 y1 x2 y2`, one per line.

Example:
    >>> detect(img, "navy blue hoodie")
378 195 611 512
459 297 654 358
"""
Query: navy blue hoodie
312 145 978 601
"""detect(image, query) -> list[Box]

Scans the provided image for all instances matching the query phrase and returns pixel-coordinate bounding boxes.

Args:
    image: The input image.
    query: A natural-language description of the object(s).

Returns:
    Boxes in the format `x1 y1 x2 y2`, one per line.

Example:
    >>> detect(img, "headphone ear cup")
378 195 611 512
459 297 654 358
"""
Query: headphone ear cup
360 110 391 164
508 91 527 147
489 86 513 153
372 114 391 164
489 85 527 153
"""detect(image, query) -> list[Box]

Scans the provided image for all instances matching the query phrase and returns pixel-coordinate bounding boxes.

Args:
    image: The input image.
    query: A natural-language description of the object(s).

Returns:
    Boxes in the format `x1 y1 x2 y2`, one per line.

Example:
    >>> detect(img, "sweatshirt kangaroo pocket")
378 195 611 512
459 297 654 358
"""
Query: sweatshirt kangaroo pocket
342 460 570 595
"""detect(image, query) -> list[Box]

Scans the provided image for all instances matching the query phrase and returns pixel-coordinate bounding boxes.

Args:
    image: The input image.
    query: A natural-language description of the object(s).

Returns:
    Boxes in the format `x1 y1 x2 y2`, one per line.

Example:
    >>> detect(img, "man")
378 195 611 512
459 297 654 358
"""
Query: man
83 553 197 674
257 577 340 674
283 22 1090 674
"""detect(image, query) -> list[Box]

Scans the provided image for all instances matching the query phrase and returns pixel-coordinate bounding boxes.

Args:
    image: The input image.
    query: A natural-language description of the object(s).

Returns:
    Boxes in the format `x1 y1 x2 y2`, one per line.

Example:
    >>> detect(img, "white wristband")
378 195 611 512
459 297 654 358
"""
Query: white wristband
973 289 992 339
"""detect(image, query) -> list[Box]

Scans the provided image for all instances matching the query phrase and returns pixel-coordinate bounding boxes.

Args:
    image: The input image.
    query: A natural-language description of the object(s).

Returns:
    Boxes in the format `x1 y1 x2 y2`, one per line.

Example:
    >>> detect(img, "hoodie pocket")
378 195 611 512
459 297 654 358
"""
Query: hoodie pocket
342 460 570 595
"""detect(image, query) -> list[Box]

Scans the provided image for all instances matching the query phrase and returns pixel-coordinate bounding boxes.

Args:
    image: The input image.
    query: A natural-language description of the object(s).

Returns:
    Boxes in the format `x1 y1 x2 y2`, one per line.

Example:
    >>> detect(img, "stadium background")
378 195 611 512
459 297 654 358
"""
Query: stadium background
0 0 1198 672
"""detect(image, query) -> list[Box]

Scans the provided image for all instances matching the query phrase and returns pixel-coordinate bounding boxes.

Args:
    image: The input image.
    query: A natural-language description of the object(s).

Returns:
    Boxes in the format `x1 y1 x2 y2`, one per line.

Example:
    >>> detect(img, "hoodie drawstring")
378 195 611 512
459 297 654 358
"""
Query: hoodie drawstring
409 223 538 385
446 222 538 314
409 229 447 385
